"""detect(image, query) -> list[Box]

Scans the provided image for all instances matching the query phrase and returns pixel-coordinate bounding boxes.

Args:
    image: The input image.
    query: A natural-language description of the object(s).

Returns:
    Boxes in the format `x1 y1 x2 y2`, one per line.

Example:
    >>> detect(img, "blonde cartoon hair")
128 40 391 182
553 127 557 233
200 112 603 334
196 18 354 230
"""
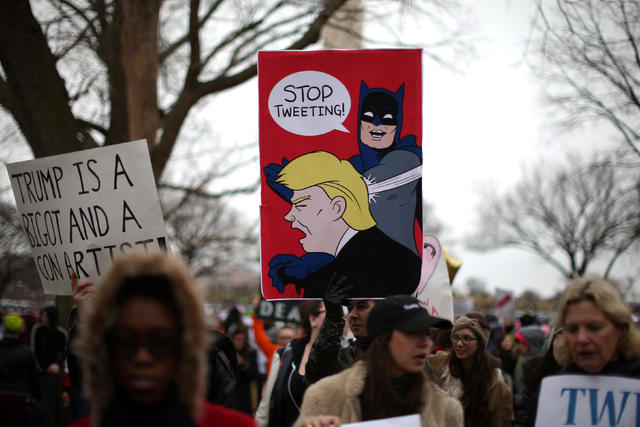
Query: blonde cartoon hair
553 276 640 367
277 151 375 230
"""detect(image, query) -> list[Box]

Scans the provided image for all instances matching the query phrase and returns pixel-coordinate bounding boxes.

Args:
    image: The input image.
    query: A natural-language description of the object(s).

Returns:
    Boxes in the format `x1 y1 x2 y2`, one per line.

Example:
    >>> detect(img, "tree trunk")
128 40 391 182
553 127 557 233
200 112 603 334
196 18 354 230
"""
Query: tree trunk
0 1 82 157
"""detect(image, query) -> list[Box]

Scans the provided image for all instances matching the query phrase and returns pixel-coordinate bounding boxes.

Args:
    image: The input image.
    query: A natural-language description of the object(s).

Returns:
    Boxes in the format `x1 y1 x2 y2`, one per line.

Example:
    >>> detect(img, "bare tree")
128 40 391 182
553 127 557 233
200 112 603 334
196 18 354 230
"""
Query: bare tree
0 0 472 183
0 199 32 297
529 0 640 158
161 187 258 278
468 154 640 279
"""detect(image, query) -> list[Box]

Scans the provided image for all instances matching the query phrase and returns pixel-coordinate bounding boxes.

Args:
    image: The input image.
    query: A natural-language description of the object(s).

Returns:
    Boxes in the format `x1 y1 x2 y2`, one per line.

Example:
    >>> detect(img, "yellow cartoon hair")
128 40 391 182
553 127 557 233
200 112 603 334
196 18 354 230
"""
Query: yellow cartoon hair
277 151 375 230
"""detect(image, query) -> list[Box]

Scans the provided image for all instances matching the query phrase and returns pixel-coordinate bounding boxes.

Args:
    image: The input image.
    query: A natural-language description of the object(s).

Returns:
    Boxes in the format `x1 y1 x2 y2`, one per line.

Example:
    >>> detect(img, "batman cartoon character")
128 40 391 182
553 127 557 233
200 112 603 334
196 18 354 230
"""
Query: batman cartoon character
349 81 422 256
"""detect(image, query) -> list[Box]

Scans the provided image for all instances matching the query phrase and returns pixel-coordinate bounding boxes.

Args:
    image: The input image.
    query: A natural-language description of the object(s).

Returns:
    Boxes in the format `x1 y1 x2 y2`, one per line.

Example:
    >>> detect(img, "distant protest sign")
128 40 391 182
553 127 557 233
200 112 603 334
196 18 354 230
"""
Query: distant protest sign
535 375 640 427
256 299 300 323
259 49 422 300
416 235 454 322
6 140 168 295
495 288 515 320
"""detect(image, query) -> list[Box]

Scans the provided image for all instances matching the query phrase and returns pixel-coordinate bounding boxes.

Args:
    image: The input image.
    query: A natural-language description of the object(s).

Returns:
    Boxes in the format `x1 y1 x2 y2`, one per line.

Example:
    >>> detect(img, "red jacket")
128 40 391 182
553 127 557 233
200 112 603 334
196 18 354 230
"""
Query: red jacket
70 402 255 427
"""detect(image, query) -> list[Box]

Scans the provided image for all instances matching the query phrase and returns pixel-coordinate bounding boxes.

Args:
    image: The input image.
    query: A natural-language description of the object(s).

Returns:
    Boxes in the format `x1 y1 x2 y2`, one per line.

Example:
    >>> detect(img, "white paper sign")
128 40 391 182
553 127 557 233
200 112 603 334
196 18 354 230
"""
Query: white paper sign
415 235 454 322
6 140 168 295
495 288 515 320
535 375 640 427
344 413 420 427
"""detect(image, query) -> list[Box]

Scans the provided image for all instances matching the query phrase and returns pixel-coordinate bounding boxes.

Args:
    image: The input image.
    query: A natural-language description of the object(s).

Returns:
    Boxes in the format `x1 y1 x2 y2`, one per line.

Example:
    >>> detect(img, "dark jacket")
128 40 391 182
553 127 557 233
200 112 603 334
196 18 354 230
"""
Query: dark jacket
205 330 239 410
30 322 67 374
0 337 41 400
268 337 309 427
305 313 369 385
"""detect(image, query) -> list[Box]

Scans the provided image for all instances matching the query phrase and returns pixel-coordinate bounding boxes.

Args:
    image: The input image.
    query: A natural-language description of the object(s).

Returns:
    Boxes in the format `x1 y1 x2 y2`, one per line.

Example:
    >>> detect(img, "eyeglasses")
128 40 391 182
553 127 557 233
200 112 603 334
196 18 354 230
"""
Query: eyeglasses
108 329 180 361
451 334 477 344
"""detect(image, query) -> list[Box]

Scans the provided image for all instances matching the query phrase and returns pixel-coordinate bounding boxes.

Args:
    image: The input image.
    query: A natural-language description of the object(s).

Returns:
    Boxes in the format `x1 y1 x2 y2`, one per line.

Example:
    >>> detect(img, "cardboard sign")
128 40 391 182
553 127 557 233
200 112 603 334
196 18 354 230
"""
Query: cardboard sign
6 140 168 295
535 375 640 427
259 49 422 300
415 235 454 322
256 300 301 323
344 414 420 427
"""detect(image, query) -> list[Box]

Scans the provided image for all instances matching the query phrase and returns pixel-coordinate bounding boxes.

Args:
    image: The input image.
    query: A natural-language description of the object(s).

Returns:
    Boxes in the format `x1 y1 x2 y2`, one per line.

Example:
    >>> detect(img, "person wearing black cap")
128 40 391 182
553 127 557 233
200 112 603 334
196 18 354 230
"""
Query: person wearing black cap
294 295 462 427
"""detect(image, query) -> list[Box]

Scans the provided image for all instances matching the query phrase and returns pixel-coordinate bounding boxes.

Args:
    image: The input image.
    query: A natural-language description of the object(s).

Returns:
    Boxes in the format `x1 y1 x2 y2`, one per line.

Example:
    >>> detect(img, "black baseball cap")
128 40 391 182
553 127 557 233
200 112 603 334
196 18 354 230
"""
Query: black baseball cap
366 295 452 341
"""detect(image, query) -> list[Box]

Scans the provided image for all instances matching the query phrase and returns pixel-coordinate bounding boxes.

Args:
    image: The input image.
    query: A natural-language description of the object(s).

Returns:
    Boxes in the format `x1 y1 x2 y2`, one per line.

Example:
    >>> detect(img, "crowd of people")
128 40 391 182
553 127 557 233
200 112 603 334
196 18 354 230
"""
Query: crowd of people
1 253 639 427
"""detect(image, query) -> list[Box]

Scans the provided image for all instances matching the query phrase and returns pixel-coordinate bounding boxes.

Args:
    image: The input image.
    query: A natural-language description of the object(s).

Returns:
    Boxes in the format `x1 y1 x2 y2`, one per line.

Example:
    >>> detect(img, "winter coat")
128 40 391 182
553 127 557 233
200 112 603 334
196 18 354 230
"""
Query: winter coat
304 312 369 385
427 351 513 427
205 330 239 409
268 337 310 427
72 253 254 427
30 321 67 374
0 337 41 399
293 360 464 427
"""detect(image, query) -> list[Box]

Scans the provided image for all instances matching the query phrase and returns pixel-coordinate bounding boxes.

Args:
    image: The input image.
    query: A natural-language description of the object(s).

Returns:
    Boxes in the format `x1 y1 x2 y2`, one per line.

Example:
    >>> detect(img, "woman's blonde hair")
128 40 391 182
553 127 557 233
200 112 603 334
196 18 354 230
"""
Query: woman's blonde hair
553 276 640 367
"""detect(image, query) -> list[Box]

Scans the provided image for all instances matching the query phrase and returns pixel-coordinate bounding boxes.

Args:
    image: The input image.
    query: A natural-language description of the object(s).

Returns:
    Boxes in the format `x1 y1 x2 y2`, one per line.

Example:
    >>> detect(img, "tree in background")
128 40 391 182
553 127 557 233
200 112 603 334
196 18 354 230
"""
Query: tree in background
468 153 640 280
0 0 472 181
161 187 258 278
529 0 640 158
0 200 32 297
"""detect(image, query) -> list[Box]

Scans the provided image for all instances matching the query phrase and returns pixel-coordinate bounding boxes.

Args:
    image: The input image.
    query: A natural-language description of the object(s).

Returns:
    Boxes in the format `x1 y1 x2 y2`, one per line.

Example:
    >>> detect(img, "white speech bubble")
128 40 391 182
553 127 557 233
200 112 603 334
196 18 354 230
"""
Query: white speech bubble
268 70 350 136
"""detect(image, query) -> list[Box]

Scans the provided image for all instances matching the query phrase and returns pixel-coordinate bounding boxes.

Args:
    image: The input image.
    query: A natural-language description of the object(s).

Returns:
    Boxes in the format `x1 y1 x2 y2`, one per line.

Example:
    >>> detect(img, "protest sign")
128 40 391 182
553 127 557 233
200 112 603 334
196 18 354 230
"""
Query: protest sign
259 49 422 300
256 299 301 323
535 375 640 427
416 235 454 322
6 140 168 295
495 288 515 320
344 414 420 427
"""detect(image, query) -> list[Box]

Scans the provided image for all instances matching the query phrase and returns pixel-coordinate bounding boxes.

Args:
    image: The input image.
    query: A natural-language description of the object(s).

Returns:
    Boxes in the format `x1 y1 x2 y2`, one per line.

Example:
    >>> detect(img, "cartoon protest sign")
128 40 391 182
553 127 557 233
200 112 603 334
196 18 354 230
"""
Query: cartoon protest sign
535 375 640 427
415 235 454 322
259 50 422 300
6 140 168 295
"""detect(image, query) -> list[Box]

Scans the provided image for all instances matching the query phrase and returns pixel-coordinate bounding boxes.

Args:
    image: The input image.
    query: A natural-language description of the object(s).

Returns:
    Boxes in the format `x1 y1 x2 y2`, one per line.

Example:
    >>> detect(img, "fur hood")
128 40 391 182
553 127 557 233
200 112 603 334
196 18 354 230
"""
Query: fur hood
294 361 463 427
74 253 210 426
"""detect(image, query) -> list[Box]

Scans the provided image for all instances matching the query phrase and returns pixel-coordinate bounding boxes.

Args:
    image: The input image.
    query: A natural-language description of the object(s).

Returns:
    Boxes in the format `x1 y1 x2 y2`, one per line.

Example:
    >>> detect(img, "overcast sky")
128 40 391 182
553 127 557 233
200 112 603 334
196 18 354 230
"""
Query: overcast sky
202 1 579 298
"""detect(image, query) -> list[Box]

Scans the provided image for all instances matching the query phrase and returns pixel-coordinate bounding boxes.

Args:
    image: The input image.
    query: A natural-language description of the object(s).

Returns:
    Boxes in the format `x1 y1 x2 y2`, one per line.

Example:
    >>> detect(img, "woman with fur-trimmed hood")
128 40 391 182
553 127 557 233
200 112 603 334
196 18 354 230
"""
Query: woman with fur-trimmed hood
70 253 254 427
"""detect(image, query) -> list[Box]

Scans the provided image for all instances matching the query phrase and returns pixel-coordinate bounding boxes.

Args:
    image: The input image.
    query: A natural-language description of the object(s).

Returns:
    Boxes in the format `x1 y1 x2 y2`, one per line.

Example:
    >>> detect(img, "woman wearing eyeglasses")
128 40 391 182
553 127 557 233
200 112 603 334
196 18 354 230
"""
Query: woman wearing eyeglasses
427 315 513 427
70 253 254 427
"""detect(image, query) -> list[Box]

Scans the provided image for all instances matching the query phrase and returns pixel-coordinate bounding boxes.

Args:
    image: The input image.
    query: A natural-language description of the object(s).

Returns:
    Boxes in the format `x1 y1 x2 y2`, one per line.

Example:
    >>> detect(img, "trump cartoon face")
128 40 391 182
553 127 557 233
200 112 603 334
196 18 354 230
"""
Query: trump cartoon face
284 186 346 254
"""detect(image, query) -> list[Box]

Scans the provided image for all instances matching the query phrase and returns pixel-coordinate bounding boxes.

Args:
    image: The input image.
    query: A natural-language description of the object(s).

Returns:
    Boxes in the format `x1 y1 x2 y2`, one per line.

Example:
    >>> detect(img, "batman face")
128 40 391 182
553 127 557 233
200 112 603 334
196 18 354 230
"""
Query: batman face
359 91 398 149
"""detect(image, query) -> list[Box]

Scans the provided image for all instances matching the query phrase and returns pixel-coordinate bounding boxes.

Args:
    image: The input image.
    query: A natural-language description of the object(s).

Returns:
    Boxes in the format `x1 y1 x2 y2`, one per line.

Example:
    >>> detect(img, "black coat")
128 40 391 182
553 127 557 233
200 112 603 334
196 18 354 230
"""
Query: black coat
205 330 239 410
0 337 41 399
284 227 421 298
268 337 309 427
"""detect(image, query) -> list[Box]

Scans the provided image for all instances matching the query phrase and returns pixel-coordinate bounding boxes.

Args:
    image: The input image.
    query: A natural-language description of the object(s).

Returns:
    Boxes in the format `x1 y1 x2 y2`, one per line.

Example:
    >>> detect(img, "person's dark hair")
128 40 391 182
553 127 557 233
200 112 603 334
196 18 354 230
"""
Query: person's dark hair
223 306 241 334
449 332 497 427
298 300 323 337
42 305 59 330
231 326 254 356
361 331 424 421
